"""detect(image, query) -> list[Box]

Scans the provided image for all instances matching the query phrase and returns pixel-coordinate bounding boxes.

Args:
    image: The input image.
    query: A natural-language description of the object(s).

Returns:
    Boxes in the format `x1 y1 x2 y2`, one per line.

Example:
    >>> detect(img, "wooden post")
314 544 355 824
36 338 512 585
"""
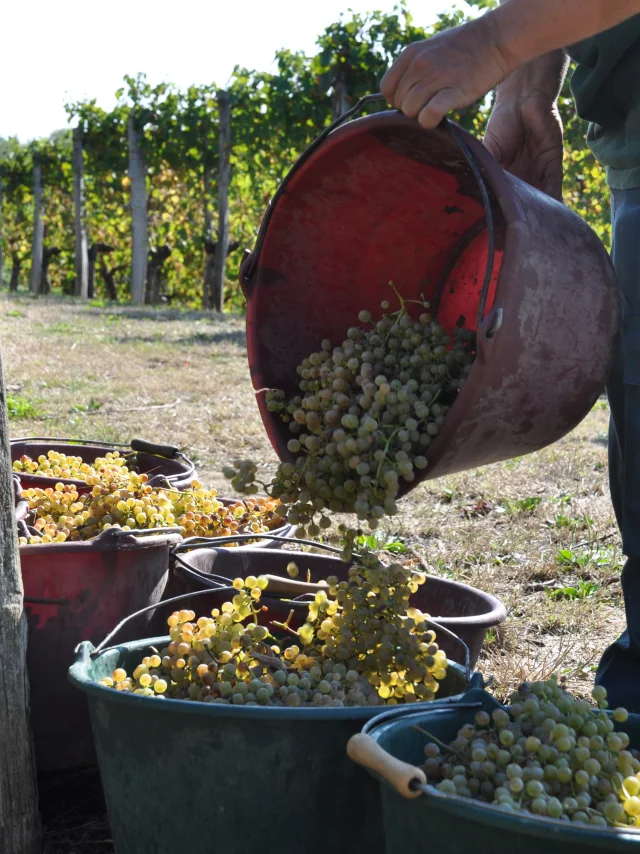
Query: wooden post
332 73 350 121
0 347 42 853
0 181 4 289
128 113 148 305
211 90 231 313
29 163 44 295
73 126 89 299
202 167 214 310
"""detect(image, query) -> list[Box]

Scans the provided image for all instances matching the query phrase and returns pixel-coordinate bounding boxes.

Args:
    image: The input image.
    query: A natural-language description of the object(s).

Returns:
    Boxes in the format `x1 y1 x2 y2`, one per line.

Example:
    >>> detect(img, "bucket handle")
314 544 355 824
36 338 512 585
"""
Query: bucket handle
170 532 344 556
91 533 347 654
349 695 487 798
348 733 427 798
89 587 471 690
241 93 496 332
171 546 343 595
89 573 471 684
90 587 235 657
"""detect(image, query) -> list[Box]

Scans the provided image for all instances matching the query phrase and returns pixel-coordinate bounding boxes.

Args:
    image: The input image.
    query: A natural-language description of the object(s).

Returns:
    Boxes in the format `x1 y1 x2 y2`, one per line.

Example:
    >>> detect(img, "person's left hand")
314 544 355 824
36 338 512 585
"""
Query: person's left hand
381 18 512 129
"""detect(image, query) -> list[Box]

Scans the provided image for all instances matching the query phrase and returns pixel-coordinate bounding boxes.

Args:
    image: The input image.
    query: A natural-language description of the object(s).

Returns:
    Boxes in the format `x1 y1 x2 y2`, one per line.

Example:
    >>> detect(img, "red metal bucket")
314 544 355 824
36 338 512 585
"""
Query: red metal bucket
240 102 619 486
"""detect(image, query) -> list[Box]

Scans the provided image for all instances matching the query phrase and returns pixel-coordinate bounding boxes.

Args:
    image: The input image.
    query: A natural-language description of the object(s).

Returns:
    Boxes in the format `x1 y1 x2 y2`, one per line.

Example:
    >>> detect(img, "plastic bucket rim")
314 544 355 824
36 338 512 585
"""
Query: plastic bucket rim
68 637 473 722
397 778 640 846
11 441 195 487
175 546 507 627
365 698 640 847
169 521 294 555
19 532 183 554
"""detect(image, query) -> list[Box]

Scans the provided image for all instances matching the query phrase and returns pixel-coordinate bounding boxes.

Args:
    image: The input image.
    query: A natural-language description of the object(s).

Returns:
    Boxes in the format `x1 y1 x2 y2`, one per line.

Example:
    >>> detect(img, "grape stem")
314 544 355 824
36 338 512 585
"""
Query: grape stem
374 426 402 491
271 609 301 638
411 724 465 759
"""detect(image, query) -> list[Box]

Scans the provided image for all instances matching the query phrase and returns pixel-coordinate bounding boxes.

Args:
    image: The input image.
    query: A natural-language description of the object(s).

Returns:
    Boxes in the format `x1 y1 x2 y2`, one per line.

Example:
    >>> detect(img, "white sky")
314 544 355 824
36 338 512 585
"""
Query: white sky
2 0 460 142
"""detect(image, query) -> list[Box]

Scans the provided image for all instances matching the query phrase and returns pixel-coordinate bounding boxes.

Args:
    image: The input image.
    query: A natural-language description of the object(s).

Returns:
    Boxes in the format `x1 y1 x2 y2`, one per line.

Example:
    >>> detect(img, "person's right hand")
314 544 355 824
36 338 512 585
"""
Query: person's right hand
484 93 564 202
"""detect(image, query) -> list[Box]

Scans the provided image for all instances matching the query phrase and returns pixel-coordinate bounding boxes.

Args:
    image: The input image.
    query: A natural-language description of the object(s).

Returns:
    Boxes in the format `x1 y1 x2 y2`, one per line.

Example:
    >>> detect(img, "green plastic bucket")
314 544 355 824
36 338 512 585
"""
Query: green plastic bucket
358 688 640 854
69 634 479 854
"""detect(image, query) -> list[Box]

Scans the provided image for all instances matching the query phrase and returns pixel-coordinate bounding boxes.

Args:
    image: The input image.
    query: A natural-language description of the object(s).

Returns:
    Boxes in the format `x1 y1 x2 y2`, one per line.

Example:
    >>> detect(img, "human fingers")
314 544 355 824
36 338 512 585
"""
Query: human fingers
400 80 439 118
539 158 564 202
416 88 464 130
380 45 415 105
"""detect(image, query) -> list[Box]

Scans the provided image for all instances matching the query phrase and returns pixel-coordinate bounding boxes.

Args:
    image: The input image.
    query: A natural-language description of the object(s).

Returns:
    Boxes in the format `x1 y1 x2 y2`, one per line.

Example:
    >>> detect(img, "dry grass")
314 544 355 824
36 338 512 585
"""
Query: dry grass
1 293 625 850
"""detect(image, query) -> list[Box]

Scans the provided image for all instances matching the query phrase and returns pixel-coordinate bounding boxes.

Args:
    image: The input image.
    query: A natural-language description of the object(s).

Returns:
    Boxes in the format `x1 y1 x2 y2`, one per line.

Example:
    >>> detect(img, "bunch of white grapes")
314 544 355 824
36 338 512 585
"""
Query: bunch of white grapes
103 551 450 707
420 677 640 828
224 290 475 539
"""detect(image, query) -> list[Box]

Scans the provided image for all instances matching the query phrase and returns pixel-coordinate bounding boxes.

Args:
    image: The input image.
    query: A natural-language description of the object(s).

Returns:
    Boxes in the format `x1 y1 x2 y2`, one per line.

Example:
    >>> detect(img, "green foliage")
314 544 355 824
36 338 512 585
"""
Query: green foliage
498 495 543 514
355 530 409 554
7 394 38 419
0 6 613 306
547 578 601 601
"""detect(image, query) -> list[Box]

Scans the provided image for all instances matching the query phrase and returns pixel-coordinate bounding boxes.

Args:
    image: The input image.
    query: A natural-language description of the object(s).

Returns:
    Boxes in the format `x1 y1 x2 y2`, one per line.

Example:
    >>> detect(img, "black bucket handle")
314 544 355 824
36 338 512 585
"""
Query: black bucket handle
241 92 496 332
89 587 235 657
170 532 471 679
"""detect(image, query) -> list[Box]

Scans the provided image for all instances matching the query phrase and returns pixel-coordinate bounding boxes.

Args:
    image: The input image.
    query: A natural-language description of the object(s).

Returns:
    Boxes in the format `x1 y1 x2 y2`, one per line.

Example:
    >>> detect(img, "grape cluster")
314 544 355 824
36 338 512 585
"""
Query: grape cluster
223 291 475 538
101 580 382 707
103 550 449 707
18 473 175 544
419 677 640 828
296 549 448 702
13 449 131 486
171 487 284 539
18 475 285 545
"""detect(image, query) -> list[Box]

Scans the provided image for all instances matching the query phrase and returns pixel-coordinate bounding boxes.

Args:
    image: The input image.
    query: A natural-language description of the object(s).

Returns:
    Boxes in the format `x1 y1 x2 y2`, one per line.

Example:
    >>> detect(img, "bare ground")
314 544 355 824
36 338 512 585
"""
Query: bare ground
1 293 624 851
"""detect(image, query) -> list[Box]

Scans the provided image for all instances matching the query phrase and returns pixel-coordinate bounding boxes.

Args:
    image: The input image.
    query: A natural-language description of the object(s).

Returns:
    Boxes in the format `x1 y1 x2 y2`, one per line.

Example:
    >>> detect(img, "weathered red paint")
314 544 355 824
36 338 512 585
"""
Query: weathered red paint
21 532 180 770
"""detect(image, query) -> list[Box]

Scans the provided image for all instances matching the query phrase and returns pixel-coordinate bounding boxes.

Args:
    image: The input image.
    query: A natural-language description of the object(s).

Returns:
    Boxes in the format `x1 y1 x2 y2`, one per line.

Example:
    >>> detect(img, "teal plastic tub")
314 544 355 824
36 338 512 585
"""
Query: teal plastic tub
354 688 640 854
69 637 479 854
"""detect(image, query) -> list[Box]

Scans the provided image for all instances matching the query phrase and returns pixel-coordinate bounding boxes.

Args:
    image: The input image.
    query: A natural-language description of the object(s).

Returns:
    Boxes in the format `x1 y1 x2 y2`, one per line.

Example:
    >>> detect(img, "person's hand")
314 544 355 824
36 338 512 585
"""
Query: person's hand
381 17 512 129
484 94 564 200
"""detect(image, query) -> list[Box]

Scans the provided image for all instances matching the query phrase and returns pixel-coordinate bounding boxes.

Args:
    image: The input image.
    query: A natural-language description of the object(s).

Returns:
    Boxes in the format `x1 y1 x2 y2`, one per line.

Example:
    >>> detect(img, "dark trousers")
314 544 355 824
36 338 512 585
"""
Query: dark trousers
595 187 640 709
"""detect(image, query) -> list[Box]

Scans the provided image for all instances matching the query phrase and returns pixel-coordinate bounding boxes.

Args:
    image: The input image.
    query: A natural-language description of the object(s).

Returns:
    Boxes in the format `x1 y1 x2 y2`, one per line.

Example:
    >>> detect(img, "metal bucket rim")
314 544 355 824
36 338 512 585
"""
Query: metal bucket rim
69 637 473 722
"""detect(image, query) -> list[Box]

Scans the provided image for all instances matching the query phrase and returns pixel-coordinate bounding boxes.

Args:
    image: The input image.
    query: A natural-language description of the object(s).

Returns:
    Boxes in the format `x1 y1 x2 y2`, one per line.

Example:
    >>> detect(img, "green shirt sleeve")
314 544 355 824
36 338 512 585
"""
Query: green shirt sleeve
568 16 640 188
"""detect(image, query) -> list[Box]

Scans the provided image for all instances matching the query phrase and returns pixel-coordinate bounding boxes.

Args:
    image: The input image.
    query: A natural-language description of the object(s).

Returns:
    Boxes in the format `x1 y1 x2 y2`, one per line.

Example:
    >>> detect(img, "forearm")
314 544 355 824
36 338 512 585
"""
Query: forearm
495 51 569 103
491 0 640 73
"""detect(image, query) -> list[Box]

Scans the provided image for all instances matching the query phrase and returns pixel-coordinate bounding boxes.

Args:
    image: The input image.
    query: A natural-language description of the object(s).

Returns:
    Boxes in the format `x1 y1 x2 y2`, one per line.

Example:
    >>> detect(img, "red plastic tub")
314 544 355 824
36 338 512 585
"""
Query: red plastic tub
240 104 619 489
21 528 181 770
11 437 196 492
